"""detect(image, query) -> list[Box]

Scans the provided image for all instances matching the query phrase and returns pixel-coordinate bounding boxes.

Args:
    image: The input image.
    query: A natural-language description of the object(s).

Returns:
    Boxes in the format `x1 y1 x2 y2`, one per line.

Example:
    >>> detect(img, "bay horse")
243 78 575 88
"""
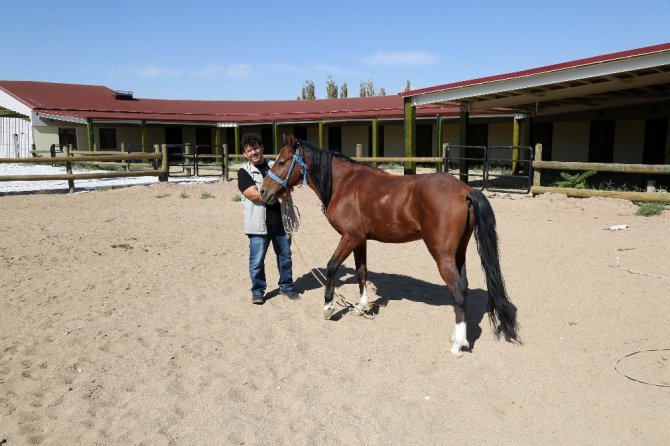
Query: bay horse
260 135 519 356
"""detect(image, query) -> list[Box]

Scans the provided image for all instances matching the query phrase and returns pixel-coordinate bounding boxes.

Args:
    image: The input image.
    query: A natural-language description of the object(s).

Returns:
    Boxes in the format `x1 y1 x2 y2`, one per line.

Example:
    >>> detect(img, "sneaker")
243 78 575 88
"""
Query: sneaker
280 289 300 300
252 294 265 305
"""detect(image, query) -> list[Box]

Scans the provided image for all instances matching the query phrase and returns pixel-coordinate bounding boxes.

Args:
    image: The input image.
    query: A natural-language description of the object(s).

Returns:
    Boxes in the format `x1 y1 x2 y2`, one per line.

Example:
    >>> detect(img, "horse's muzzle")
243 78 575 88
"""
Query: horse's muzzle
260 188 277 205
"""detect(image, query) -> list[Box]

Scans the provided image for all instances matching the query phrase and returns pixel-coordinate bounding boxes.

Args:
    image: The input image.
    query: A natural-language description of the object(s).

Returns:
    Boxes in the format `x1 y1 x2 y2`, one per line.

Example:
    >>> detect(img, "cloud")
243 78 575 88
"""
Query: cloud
224 64 253 79
361 51 438 67
131 65 184 78
111 64 256 81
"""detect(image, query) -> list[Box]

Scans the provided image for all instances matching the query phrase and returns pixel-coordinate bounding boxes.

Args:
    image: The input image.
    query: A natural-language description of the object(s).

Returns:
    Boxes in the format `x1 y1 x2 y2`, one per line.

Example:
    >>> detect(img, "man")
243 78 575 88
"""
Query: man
237 133 300 304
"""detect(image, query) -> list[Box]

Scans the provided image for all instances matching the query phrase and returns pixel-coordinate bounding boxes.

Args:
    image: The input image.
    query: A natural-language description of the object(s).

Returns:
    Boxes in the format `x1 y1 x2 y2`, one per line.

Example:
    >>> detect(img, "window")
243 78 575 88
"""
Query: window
588 120 615 163
416 124 433 157
261 128 273 153
328 126 342 152
531 122 553 161
643 118 668 164
467 123 488 147
58 128 77 149
294 126 307 140
99 128 117 150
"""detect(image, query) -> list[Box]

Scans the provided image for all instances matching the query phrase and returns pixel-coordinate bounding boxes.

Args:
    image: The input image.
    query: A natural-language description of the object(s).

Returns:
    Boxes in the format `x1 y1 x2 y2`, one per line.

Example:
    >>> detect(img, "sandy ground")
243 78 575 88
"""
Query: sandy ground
1 176 669 445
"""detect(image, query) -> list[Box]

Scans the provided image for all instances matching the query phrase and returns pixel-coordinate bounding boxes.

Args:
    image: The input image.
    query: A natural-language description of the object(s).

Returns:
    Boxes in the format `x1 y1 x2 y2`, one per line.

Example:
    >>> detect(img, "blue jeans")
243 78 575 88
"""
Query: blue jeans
248 225 294 296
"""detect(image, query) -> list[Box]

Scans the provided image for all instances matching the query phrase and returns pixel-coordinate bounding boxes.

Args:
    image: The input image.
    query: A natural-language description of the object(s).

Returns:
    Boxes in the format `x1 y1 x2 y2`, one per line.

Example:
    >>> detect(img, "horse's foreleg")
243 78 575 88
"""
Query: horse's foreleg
324 236 359 320
353 242 369 311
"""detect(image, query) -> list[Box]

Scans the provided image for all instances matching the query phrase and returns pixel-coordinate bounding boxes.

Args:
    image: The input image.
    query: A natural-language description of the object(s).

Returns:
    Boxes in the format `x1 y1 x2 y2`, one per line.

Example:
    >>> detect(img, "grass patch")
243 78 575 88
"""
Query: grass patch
155 193 170 199
635 202 666 216
179 192 190 199
552 170 597 189
231 194 242 202
200 192 215 199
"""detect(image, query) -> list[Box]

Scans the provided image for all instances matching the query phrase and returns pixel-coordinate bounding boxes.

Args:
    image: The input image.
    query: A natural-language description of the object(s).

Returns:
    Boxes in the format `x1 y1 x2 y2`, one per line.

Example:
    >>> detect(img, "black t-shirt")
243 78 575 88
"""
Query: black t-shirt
237 161 282 226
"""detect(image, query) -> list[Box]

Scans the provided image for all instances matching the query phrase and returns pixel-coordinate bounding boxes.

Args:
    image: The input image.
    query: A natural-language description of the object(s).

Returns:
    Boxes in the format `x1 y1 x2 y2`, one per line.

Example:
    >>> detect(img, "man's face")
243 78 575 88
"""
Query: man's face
243 143 264 165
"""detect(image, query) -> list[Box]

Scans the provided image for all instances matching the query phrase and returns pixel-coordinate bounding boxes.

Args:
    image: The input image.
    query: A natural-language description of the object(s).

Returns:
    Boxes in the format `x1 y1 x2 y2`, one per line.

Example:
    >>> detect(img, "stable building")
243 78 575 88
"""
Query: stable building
0 81 510 159
1 43 669 173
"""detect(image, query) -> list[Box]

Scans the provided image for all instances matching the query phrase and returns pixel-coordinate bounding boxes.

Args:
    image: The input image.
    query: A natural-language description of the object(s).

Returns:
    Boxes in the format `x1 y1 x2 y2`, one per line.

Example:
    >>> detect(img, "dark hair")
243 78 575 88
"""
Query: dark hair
241 133 262 150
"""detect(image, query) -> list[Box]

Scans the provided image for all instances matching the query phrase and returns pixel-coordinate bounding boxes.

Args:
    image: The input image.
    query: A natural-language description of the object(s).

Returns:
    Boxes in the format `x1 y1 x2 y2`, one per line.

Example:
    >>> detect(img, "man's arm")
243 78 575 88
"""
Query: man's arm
238 168 263 203
241 185 263 203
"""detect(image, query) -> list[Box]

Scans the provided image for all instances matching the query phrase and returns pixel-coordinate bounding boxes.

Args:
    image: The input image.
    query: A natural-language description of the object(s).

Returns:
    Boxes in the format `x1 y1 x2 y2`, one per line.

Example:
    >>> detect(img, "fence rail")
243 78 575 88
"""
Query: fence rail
0 145 169 193
531 144 670 202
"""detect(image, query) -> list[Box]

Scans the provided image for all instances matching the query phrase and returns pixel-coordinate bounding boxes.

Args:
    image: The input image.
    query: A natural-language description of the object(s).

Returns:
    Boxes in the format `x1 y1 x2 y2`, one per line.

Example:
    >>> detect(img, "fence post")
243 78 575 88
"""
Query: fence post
532 143 543 190
223 143 229 181
442 143 449 172
184 143 192 175
65 144 75 193
160 144 169 182
355 143 363 159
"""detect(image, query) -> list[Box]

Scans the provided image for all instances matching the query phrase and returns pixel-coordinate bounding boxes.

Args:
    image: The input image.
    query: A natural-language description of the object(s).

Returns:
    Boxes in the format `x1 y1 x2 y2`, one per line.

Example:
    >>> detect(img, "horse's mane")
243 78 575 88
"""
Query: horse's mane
296 139 377 212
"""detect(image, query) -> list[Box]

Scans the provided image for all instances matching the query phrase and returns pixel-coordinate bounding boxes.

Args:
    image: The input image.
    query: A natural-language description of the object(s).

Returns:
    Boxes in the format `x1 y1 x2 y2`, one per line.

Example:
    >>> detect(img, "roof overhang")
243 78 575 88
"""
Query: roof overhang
35 112 87 124
406 44 670 117
0 89 32 118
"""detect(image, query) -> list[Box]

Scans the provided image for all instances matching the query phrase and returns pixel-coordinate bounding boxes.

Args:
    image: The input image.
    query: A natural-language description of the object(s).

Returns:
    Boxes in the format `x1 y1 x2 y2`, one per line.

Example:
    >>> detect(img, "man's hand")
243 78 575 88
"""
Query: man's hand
242 185 264 203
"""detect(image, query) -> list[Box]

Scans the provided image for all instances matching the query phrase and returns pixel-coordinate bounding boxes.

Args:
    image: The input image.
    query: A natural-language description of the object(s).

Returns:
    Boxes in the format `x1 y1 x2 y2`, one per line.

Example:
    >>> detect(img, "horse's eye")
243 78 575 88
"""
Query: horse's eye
278 160 285 167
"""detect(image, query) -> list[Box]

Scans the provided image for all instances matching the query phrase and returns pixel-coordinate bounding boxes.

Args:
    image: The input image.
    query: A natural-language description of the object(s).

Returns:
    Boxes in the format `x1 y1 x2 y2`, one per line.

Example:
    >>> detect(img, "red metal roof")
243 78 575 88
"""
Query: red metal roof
401 42 670 98
0 80 463 124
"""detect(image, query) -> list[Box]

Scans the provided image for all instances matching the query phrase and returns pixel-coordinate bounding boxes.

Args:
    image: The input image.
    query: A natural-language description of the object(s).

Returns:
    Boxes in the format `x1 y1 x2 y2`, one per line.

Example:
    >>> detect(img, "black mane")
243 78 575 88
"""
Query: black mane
295 139 375 212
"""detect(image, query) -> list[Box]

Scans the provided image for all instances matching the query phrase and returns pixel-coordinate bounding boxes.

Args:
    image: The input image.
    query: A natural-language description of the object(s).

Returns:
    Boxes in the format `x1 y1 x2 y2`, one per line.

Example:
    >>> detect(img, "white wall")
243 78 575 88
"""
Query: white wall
342 125 368 157
384 124 404 156
613 119 645 163
0 117 31 157
552 121 590 161
489 122 513 146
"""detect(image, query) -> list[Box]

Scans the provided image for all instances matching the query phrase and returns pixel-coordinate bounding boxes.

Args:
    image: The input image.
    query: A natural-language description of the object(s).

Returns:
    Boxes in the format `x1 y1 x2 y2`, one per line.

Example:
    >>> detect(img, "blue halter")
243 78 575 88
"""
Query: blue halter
267 143 308 188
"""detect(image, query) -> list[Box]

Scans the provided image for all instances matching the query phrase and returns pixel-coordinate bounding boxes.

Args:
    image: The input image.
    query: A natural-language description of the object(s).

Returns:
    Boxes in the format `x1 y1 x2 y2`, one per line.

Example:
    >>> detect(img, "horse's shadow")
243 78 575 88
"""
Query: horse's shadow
293 266 490 350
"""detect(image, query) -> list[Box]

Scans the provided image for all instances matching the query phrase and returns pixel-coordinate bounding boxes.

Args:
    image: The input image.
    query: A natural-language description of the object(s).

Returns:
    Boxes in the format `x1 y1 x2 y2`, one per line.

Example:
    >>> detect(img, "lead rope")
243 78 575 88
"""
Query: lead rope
280 193 376 319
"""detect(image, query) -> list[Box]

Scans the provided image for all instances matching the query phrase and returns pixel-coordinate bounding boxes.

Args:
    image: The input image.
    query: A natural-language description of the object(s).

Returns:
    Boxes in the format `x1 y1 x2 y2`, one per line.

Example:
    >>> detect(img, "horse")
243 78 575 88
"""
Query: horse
260 135 519 356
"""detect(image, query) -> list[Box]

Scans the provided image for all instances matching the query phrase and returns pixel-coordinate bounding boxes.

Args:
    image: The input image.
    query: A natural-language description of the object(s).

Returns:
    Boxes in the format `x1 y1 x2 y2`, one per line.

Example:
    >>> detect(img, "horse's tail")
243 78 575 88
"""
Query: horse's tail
467 189 520 344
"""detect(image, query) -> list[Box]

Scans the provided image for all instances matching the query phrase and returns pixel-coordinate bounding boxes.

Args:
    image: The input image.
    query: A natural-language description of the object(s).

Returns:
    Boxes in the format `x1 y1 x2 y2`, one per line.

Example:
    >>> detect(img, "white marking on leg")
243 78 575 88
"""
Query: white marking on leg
450 322 469 356
323 302 335 320
358 287 369 309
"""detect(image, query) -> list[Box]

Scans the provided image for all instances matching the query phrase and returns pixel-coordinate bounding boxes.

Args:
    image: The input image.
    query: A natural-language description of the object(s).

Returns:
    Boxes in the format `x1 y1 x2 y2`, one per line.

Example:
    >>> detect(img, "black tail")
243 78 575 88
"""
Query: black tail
467 189 520 344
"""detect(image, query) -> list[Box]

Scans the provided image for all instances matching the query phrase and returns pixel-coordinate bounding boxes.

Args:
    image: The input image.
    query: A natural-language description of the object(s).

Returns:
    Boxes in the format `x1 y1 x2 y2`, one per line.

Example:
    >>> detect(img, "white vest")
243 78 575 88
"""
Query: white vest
240 160 275 235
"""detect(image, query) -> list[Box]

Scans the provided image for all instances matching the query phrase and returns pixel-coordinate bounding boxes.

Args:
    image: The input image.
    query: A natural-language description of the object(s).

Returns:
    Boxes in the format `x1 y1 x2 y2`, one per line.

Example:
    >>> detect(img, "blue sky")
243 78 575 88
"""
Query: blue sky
4 0 669 101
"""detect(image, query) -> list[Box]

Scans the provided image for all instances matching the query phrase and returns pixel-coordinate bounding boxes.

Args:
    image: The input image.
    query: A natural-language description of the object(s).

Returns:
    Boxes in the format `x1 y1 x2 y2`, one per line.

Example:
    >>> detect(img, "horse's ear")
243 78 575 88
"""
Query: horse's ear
287 134 297 148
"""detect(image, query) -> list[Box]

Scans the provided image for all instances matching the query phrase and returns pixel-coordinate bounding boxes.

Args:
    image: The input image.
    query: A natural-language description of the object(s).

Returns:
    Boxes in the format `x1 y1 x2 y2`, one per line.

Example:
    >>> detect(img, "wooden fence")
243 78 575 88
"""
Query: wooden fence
0 145 168 193
531 144 670 202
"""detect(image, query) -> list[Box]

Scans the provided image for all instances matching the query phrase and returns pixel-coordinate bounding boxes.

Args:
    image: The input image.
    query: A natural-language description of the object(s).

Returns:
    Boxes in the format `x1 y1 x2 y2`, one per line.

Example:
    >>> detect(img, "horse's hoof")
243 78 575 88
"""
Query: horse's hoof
450 345 464 357
323 305 335 320
353 304 367 316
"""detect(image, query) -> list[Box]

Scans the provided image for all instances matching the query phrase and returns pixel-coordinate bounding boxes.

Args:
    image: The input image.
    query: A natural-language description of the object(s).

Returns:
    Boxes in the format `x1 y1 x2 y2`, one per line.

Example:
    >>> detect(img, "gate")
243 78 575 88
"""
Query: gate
444 144 534 193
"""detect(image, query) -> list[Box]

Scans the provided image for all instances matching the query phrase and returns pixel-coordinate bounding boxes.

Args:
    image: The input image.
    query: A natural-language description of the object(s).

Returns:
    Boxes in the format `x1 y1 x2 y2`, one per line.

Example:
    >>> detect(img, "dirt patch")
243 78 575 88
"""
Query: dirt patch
1 180 669 444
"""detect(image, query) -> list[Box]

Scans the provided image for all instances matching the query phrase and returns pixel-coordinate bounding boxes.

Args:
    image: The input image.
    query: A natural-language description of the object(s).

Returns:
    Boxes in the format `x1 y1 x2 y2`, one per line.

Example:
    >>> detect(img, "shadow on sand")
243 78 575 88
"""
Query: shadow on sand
289 265 490 351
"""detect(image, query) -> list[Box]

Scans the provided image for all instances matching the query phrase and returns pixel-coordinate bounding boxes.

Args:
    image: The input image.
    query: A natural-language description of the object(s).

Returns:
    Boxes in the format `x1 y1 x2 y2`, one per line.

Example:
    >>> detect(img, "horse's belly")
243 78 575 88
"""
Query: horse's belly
367 225 422 243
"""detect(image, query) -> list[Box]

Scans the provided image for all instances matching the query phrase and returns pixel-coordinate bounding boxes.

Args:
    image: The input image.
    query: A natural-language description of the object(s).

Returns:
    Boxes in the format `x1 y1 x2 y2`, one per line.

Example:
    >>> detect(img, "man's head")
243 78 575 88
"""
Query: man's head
241 133 265 166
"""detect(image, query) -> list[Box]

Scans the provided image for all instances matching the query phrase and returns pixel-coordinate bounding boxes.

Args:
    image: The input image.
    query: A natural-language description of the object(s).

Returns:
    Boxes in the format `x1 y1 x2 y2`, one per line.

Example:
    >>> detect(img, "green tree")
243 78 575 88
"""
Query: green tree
379 87 386 96
326 76 338 98
340 82 348 98
359 79 378 97
300 80 315 100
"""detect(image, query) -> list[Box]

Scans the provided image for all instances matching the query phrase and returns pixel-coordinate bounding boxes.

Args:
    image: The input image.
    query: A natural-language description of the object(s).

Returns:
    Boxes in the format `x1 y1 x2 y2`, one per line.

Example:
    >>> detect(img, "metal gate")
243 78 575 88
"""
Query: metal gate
444 144 534 193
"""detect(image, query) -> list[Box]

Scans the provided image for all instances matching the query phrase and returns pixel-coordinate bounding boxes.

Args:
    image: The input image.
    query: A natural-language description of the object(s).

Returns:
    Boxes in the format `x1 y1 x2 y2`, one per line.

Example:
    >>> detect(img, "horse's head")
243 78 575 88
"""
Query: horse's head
260 135 308 205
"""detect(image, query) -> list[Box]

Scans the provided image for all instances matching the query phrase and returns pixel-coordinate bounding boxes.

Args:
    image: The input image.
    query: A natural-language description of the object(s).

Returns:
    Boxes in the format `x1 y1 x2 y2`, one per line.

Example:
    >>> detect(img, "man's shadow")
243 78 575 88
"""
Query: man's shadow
291 266 490 351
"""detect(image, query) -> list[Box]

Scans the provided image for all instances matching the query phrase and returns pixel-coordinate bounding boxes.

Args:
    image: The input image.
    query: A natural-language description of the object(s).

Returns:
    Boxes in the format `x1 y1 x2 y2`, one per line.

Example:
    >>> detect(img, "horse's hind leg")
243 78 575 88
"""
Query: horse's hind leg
353 242 369 312
432 252 469 357
448 262 469 357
